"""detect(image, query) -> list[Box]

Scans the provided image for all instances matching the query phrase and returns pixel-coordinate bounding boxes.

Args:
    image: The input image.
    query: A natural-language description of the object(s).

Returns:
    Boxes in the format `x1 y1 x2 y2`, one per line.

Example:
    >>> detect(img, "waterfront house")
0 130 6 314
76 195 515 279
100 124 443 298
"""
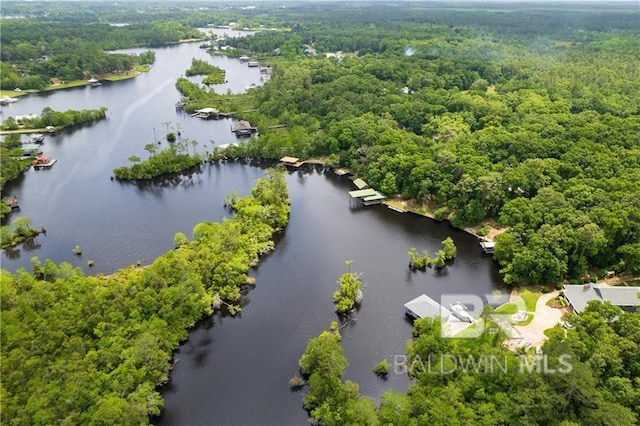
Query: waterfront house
563 284 640 314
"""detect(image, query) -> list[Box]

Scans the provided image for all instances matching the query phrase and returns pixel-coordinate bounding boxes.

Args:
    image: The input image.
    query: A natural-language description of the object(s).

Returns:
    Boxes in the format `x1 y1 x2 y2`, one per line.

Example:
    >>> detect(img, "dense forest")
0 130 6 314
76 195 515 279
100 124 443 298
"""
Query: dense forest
206 3 640 285
0 19 191 89
1 169 290 425
300 302 640 425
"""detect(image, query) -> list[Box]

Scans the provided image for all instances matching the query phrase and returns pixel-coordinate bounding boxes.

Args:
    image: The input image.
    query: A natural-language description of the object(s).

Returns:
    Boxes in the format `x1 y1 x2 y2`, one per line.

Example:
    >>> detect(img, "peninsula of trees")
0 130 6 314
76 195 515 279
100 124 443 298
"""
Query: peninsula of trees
1 169 290 424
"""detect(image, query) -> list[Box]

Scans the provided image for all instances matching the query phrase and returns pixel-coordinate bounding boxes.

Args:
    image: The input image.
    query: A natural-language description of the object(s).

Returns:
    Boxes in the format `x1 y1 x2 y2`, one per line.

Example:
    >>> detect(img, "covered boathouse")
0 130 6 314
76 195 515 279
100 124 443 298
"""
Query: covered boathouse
404 294 451 320
348 188 386 206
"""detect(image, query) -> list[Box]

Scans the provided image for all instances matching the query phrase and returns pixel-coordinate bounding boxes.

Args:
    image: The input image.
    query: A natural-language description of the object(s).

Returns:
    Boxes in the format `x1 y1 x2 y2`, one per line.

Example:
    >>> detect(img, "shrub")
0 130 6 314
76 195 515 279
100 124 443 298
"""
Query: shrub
373 359 390 376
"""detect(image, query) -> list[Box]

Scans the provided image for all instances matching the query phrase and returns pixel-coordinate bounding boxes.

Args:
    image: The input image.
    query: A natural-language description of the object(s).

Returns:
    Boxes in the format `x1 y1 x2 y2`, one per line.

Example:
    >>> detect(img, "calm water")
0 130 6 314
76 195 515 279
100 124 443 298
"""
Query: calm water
1 30 504 426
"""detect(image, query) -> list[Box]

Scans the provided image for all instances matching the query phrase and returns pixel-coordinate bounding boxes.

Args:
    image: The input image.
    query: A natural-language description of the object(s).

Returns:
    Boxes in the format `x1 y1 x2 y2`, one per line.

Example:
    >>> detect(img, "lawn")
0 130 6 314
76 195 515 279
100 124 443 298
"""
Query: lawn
519 288 542 312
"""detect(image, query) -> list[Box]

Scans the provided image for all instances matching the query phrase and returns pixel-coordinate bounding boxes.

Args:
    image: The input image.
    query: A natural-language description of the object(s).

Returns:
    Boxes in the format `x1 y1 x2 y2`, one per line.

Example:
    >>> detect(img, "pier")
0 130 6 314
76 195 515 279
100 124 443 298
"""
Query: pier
32 155 57 170
279 157 325 168
191 108 236 120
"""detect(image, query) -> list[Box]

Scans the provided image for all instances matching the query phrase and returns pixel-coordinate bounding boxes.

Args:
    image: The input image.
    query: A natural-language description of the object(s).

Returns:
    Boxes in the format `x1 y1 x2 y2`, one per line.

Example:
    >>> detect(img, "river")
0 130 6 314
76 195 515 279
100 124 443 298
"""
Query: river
1 30 505 425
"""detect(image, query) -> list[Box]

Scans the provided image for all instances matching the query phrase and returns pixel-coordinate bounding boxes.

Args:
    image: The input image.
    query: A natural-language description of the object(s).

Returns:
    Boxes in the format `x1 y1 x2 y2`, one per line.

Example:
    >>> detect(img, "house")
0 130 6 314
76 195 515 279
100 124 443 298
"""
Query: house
563 284 640 314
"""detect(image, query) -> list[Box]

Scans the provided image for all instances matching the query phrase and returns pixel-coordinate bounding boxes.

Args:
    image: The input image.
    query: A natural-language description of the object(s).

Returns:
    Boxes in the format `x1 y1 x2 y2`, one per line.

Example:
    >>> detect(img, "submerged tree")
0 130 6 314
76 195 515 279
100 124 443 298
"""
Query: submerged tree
333 261 363 314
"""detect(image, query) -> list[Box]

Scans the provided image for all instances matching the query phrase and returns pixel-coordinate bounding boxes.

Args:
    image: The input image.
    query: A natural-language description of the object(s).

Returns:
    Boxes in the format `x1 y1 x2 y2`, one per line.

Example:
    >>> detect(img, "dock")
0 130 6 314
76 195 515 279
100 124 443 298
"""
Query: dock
7 196 19 210
279 157 325 168
32 154 57 170
191 108 236 120
333 168 352 176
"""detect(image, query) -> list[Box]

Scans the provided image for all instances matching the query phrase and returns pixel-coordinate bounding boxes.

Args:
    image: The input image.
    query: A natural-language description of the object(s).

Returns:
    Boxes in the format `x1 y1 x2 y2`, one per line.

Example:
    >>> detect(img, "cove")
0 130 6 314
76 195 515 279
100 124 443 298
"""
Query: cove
156 166 504 426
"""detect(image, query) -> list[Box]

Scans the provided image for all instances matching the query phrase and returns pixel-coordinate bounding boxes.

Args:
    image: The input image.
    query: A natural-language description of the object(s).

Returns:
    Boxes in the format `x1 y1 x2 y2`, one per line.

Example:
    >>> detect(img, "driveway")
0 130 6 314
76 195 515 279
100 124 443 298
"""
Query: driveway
507 291 566 349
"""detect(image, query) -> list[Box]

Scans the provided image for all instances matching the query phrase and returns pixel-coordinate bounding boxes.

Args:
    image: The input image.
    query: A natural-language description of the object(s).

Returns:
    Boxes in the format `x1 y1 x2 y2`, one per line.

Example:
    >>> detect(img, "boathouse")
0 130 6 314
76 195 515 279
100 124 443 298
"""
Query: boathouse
348 188 386 206
232 120 257 136
21 143 43 155
480 241 495 254
193 108 220 119
280 156 301 167
404 294 451 320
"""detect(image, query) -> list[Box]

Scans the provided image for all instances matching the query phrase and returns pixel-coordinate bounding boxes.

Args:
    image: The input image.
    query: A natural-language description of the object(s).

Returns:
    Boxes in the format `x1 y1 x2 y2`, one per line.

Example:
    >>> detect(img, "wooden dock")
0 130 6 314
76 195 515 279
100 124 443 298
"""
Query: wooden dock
7 197 19 210
191 108 236 120
279 157 324 168
33 155 57 170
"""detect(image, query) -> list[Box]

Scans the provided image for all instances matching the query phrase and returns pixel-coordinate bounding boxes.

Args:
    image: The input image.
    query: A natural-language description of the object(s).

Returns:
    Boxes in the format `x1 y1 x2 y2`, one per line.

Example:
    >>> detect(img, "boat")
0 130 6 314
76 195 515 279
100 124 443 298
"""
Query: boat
449 302 474 323
0 96 19 105
27 134 45 144
87 78 102 87
247 61 259 67
259 67 270 74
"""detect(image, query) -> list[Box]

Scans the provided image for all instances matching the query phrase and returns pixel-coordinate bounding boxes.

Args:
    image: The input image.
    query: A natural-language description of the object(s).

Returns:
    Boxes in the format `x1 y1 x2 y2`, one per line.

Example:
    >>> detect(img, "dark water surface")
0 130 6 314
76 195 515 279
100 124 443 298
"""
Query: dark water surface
1 30 504 426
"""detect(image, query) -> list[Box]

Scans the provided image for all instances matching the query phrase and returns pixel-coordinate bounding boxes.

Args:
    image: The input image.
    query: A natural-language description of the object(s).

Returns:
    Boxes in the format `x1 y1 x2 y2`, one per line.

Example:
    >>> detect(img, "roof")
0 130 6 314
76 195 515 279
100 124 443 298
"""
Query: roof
280 156 299 164
563 284 640 314
348 188 379 198
21 143 42 151
363 194 386 202
196 107 219 114
404 294 451 319
352 178 368 190
595 286 640 308
233 120 253 130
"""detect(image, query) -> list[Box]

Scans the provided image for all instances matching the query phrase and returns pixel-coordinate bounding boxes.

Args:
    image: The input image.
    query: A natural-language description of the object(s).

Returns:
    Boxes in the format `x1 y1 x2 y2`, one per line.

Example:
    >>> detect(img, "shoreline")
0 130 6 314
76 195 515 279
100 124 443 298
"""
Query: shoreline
381 196 507 242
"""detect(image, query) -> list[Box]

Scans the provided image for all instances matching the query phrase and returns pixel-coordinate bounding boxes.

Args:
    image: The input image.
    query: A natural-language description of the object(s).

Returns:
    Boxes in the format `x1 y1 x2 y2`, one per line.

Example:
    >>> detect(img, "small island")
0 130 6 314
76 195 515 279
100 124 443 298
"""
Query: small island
185 58 226 85
113 138 202 180
333 260 364 314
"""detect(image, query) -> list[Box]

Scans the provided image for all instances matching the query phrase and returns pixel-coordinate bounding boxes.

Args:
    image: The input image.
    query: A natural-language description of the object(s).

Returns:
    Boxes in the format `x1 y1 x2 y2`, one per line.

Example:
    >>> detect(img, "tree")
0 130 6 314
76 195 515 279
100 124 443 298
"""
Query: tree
441 237 457 260
332 269 363 314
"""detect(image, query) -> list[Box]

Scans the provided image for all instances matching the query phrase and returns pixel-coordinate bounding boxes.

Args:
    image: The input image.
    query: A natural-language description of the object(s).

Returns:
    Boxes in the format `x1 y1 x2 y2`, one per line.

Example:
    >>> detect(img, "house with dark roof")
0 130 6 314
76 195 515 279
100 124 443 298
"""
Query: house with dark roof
563 284 640 314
